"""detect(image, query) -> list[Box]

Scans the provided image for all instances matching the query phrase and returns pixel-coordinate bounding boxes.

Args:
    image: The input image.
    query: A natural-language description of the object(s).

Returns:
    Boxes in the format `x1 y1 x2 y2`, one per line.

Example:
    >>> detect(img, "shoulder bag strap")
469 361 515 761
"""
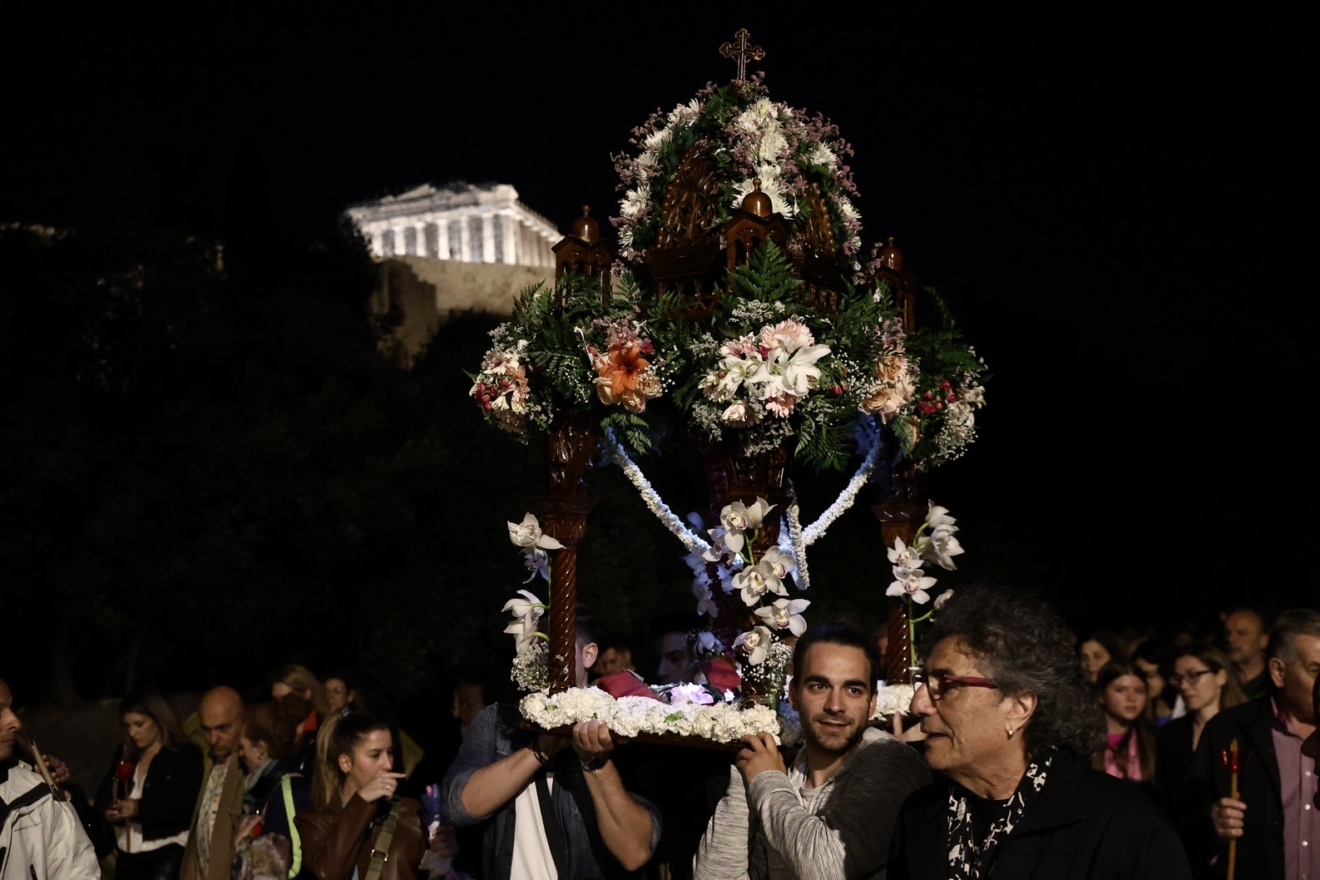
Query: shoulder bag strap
364 799 402 880
534 771 570 879
281 775 302 879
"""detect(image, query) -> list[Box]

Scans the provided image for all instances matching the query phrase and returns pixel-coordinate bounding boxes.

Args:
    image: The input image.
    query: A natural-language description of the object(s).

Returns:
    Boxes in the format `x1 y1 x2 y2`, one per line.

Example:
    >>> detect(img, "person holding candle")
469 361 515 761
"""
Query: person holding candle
95 690 203 880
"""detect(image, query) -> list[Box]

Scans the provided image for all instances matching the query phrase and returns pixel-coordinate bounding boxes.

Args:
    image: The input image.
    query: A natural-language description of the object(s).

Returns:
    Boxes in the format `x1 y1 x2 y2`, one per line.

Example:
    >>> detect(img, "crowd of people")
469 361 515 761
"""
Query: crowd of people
1 594 1317 880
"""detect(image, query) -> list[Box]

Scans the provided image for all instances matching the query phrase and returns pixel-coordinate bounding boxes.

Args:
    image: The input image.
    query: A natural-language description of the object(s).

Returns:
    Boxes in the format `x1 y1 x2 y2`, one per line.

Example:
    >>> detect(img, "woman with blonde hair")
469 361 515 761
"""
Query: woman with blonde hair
295 711 450 880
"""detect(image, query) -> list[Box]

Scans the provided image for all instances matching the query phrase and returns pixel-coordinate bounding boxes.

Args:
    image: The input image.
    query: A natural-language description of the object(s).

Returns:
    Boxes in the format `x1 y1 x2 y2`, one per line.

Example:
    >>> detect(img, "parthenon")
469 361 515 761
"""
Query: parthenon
345 181 561 267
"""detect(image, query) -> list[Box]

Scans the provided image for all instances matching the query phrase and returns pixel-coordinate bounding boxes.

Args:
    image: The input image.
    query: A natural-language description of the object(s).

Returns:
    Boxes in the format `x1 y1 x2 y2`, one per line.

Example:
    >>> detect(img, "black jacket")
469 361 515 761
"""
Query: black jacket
1188 698 1284 880
888 750 1191 880
94 741 204 842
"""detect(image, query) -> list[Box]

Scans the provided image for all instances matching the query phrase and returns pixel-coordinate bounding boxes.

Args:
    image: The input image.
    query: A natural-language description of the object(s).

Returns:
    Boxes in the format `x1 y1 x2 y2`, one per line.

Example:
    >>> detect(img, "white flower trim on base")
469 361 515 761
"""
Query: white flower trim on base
871 683 916 720
519 687 782 744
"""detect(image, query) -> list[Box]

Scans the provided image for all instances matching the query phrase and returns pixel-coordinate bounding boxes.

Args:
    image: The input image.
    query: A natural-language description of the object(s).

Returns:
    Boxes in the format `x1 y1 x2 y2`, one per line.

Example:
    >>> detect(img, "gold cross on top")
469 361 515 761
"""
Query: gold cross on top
720 28 765 82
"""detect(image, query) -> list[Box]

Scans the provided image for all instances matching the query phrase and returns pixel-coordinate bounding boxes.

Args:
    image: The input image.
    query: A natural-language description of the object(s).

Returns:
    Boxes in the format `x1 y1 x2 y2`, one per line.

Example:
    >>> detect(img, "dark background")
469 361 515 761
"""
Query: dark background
2 6 1316 706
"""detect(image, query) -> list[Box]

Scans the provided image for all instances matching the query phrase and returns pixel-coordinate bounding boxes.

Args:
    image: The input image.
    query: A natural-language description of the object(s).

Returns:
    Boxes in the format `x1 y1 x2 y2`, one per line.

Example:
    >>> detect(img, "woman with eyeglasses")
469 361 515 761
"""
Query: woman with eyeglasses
1091 662 1157 787
1155 644 1245 813
888 586 1191 880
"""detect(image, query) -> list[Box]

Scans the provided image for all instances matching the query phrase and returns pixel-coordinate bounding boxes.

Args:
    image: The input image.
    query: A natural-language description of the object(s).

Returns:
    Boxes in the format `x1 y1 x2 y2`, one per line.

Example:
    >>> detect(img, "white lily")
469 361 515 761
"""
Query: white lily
733 626 775 666
508 513 563 551
749 342 830 399
733 562 788 606
754 598 811 637
502 589 546 652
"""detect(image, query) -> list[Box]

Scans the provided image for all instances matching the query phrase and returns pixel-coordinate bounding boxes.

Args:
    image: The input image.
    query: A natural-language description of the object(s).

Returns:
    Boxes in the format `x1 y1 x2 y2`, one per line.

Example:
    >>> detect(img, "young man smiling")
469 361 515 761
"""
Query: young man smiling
695 623 929 880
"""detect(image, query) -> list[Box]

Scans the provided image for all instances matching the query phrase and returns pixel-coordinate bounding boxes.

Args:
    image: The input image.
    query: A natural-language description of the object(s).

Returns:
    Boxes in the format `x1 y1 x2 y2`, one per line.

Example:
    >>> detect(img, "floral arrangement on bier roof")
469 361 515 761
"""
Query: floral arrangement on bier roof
468 274 665 450
612 74 861 268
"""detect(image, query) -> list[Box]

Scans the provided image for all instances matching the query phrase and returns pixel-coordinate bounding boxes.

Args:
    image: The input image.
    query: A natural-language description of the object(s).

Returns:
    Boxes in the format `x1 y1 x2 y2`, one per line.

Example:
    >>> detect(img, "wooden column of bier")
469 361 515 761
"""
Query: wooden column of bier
535 412 599 693
539 206 612 694
875 499 922 683
700 436 793 703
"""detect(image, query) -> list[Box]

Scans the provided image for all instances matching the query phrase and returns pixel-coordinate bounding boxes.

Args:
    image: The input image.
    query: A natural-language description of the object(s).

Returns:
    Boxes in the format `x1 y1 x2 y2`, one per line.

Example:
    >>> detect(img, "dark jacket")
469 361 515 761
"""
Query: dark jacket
1188 698 1284 880
295 793 427 880
888 750 1191 880
94 742 204 842
1156 714 1214 875
442 703 661 880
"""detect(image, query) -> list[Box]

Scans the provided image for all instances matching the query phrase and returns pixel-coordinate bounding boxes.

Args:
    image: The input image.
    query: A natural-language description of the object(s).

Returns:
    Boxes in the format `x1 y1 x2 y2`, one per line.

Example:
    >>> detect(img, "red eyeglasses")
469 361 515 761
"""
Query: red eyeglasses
912 670 999 701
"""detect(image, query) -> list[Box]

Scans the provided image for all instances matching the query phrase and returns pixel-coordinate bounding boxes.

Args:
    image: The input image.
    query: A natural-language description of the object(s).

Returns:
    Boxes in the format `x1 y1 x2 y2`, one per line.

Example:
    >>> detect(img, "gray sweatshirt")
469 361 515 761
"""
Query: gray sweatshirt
694 727 929 880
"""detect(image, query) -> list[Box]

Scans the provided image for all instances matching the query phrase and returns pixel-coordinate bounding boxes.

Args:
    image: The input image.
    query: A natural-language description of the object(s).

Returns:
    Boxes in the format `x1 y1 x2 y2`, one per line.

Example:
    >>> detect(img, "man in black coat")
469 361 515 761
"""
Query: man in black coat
887 586 1191 880
1189 609 1320 880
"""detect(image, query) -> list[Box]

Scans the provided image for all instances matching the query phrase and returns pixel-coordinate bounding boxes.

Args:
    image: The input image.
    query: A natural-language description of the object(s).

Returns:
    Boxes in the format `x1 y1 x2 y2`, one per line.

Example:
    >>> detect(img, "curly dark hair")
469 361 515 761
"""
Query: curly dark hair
922 585 1103 760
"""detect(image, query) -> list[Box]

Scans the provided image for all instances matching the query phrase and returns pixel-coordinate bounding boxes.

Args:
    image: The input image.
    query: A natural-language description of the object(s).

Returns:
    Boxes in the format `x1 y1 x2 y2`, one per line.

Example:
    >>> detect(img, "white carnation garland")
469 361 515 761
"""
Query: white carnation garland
520 687 782 743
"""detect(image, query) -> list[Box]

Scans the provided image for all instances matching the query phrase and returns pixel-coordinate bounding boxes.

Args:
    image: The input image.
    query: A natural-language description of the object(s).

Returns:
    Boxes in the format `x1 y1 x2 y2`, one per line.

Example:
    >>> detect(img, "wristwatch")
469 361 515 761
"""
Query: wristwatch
581 753 612 772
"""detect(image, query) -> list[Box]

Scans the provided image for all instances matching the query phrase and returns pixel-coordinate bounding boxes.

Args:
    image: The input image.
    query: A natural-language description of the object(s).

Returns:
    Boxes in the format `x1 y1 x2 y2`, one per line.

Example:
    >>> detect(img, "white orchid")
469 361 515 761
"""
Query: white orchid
733 626 775 666
508 513 563 551
926 503 957 530
759 546 797 580
694 631 722 656
693 581 719 618
754 598 811 636
721 498 774 533
928 526 964 571
886 568 938 605
703 526 737 562
522 547 550 583
733 561 788 606
502 589 546 652
934 590 955 610
923 502 964 570
886 537 923 572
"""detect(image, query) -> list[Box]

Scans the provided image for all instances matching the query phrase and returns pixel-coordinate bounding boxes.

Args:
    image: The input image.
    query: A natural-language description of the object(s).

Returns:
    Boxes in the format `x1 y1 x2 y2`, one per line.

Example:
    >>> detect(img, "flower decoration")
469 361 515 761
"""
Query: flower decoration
508 512 561 583
733 626 775 666
754 597 811 636
612 76 861 266
885 501 968 670
502 589 547 653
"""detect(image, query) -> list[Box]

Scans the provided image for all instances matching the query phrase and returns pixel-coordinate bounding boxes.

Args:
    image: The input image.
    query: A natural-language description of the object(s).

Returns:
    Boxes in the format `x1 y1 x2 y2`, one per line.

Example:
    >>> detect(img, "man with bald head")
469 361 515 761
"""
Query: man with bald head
180 687 246 880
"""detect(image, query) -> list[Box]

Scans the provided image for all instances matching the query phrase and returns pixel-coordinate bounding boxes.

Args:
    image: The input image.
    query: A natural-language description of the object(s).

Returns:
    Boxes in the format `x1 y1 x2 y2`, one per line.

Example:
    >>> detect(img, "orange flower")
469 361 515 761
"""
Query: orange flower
594 343 660 413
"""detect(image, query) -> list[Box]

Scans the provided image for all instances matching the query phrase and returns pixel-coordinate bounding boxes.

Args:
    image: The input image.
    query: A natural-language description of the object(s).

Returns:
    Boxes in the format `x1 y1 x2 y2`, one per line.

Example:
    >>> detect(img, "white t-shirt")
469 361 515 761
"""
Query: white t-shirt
510 772 557 880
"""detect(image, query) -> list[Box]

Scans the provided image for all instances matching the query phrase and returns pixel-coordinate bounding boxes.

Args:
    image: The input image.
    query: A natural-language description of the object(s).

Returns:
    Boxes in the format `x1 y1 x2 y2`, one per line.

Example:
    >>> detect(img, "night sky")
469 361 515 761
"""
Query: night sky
4 7 1317 627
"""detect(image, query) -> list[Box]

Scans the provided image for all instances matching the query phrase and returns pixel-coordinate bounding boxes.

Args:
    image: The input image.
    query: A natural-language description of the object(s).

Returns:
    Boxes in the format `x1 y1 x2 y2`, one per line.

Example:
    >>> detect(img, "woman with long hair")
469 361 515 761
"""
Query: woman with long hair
1078 632 1128 683
1155 643 1245 808
1091 661 1157 785
294 712 448 880
94 691 203 880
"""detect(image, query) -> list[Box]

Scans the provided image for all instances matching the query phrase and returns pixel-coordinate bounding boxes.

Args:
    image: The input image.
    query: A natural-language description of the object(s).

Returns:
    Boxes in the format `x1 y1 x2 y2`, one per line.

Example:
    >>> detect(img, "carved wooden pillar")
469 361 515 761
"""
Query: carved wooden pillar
533 412 600 693
875 494 921 683
700 435 793 701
